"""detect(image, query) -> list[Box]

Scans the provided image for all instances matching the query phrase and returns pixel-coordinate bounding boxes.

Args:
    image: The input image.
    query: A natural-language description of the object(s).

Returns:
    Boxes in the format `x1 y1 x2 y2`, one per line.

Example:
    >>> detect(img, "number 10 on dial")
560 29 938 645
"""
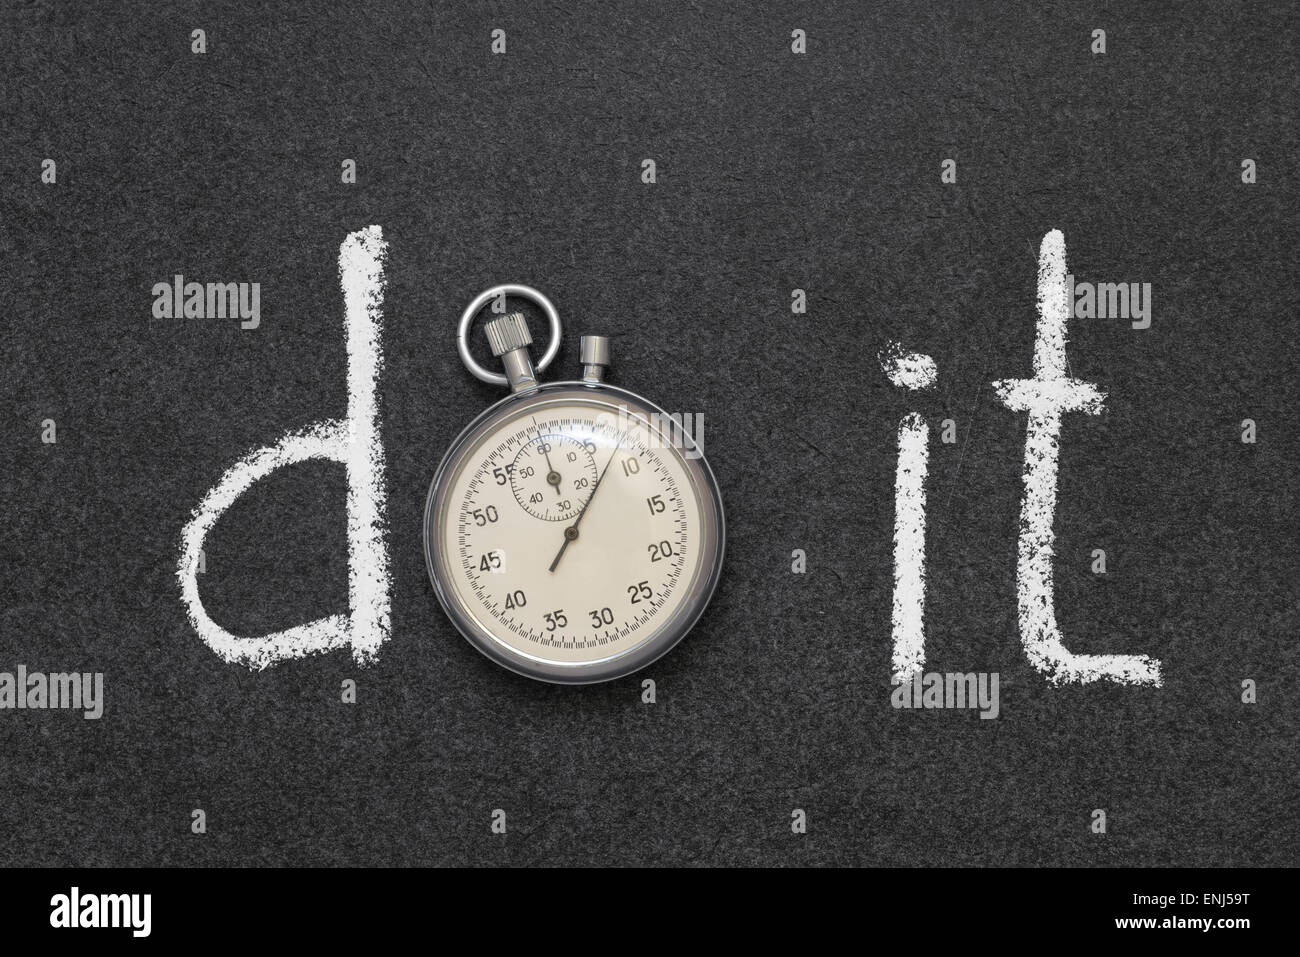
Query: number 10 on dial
424 286 724 683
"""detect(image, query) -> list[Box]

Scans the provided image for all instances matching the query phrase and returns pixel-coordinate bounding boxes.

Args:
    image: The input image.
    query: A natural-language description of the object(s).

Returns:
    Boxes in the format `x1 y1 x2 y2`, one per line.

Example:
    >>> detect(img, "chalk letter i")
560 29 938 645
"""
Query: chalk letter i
879 343 937 682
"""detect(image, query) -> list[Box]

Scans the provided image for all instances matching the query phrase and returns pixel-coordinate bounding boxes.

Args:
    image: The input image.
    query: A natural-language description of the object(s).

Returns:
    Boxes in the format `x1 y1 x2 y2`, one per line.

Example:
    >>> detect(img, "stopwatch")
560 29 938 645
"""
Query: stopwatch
423 285 725 683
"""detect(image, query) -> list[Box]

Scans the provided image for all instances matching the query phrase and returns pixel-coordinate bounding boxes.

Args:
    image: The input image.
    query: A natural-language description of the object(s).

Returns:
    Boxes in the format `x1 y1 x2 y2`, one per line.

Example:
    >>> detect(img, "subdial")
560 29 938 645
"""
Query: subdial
509 434 598 521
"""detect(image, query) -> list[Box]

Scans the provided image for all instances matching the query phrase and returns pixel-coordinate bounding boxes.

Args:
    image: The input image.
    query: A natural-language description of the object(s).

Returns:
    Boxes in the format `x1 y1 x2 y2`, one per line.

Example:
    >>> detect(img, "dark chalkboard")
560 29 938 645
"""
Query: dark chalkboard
1 0 1296 866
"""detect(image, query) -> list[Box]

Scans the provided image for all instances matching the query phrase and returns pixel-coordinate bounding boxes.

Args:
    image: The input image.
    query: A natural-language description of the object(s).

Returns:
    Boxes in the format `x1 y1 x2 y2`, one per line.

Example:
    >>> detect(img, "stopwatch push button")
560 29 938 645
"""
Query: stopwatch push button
580 335 610 384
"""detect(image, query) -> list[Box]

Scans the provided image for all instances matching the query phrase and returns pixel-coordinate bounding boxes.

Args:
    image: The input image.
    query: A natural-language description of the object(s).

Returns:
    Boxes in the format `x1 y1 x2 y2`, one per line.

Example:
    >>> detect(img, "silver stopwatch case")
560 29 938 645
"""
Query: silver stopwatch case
423 286 725 684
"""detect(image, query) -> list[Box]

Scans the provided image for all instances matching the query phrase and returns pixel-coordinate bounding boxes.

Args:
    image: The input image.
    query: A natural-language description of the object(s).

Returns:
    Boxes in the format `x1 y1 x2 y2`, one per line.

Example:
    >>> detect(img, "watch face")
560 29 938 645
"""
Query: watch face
425 385 724 683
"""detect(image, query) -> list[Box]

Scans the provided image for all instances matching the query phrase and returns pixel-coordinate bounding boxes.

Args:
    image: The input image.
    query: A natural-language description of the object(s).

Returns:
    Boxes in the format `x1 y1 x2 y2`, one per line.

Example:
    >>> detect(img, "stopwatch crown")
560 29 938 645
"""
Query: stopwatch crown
484 312 533 357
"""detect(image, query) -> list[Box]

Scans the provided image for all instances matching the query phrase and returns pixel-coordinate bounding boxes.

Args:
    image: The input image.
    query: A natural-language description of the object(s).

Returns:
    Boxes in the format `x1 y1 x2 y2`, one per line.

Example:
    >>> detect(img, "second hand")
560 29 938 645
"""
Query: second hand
548 432 626 573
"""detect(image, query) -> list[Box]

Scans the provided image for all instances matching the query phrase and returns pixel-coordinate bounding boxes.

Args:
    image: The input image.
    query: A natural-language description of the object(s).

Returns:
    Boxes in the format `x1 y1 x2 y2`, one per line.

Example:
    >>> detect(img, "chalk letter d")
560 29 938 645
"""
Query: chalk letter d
178 226 390 669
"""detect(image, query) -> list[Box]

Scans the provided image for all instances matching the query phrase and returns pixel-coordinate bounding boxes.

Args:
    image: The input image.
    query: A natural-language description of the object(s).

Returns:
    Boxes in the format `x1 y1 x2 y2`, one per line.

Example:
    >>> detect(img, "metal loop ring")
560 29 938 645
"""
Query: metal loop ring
457 284 562 386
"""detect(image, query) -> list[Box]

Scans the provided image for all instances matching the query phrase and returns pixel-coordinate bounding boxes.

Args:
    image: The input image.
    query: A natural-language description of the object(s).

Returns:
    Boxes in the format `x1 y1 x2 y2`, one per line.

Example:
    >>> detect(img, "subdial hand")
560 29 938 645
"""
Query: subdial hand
533 419 562 495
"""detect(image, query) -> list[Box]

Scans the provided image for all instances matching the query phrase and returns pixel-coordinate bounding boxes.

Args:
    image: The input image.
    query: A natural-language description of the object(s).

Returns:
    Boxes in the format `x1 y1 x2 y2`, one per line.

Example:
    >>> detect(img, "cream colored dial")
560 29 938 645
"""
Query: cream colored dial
439 401 702 666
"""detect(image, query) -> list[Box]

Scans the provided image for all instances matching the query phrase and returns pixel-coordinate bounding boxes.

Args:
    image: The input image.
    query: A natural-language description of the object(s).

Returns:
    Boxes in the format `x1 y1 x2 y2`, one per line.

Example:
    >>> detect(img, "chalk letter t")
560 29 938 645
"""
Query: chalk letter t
993 230 1161 686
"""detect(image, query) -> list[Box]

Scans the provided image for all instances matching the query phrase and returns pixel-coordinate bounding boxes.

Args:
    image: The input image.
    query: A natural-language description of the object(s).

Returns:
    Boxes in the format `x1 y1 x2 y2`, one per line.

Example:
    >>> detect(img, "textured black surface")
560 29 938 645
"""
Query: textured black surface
1 1 1296 866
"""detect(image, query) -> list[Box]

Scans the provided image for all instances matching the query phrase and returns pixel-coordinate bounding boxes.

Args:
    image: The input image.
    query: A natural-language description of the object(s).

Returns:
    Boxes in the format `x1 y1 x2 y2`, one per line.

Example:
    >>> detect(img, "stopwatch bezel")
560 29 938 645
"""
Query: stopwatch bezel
423 381 725 684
